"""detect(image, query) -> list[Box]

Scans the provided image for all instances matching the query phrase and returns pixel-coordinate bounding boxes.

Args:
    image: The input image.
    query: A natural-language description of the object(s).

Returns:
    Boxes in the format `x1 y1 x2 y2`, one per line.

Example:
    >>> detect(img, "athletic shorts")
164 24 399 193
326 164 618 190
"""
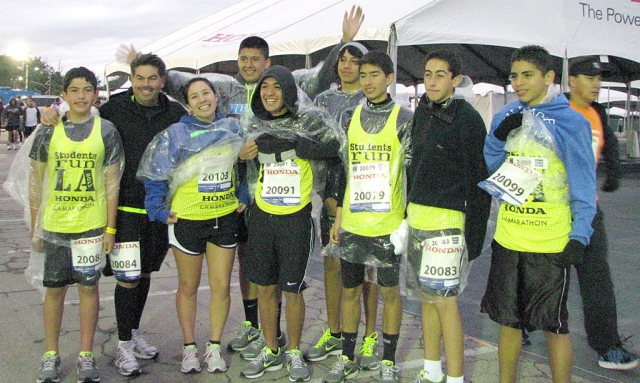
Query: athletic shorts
169 213 238 255
42 228 104 288
481 240 570 334
245 203 313 293
103 209 169 281
5 125 18 132
24 125 37 137
340 232 400 288
237 210 248 243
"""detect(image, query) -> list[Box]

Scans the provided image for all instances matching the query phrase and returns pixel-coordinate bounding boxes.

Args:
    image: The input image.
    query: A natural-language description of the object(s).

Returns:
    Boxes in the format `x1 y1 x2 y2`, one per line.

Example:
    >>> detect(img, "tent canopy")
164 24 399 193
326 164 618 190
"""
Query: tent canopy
106 0 640 86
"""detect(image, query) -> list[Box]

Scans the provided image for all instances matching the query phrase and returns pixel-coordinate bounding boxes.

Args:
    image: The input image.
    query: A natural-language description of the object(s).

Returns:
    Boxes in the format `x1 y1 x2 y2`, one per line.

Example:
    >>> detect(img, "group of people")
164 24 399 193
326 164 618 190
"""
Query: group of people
1 94 42 149
9 6 638 383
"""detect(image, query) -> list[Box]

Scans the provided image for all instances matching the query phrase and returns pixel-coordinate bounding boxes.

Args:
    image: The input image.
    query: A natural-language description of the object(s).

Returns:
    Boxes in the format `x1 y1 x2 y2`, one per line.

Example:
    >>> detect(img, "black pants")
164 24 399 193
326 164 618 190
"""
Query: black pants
575 205 621 354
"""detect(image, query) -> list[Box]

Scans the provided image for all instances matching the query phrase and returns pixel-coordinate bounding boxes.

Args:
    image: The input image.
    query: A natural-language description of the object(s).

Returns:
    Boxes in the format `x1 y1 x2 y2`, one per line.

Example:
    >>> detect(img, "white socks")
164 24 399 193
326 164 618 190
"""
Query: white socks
447 376 464 383
423 359 444 381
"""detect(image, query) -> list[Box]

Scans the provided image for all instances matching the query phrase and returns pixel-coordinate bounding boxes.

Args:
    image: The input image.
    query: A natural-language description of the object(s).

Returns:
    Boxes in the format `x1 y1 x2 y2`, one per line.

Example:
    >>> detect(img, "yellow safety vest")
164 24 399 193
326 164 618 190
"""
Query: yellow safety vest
43 118 106 233
495 135 571 253
341 105 404 237
171 145 238 220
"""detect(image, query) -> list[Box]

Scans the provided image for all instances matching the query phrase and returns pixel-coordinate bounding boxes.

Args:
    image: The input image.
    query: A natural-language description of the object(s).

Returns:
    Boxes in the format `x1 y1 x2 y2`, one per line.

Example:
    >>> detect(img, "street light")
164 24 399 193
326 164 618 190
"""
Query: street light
7 41 31 90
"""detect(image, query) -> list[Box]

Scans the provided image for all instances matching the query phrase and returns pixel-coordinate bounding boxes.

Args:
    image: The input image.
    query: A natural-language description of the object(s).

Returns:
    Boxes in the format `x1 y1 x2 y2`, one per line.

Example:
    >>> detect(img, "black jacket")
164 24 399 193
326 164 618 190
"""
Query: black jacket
408 95 491 260
99 89 186 209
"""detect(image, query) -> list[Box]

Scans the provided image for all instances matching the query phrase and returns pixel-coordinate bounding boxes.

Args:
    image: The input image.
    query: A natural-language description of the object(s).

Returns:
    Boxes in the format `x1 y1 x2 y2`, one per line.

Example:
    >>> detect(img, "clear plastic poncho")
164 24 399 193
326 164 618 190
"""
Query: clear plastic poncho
136 117 245 212
4 120 124 294
243 105 347 206
479 109 567 206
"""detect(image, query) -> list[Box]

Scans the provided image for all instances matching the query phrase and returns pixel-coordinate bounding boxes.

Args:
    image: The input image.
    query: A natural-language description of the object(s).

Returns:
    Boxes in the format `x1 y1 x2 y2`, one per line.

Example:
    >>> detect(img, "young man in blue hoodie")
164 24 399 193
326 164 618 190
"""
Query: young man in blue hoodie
481 45 596 383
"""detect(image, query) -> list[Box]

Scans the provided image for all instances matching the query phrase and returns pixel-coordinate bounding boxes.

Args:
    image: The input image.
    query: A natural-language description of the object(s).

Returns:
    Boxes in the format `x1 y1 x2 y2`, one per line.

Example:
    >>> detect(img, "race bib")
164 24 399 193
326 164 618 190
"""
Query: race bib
261 160 301 206
71 235 104 275
199 159 233 193
478 160 542 206
349 162 391 212
419 234 463 291
110 241 141 281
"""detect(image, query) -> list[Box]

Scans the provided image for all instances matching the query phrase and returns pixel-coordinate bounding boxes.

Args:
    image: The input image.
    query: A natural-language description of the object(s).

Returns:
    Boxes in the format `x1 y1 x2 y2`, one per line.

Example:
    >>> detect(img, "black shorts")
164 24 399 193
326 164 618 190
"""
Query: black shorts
245 203 313 293
169 213 238 255
24 125 37 137
339 232 400 288
237 210 248 243
103 209 169 280
42 229 104 288
481 240 570 334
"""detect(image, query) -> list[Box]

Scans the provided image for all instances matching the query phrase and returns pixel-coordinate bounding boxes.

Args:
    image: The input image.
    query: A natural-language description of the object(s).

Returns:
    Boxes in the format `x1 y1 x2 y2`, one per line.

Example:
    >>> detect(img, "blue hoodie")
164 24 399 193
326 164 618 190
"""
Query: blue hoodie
485 93 596 246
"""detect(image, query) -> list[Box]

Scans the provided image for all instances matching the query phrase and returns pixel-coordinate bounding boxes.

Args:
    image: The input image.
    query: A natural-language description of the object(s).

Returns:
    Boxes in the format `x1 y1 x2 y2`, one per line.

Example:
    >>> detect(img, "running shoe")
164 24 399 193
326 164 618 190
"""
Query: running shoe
241 347 284 379
598 345 640 370
131 329 158 359
76 353 100 383
115 341 141 376
204 342 227 372
36 353 61 383
228 321 261 351
286 349 311 382
379 360 399 383
305 328 342 361
412 369 445 383
241 331 287 360
322 355 359 383
358 332 380 370
181 345 201 374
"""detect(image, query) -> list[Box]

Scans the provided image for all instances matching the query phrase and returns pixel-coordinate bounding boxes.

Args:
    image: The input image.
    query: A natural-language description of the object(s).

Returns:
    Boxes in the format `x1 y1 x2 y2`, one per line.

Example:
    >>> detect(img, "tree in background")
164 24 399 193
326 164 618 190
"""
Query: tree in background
0 55 63 95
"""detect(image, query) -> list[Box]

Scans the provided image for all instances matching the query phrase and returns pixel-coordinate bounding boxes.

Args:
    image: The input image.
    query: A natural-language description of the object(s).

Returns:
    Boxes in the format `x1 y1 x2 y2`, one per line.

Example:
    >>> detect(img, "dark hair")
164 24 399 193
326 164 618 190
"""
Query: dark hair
9 98 17 106
238 36 269 59
130 53 167 77
182 77 216 101
511 45 552 74
63 67 97 92
359 50 394 76
424 50 462 78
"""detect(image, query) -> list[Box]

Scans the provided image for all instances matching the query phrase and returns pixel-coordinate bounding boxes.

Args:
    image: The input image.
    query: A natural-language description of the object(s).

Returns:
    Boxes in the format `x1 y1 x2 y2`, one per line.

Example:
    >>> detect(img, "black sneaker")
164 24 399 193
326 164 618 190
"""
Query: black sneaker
598 346 639 370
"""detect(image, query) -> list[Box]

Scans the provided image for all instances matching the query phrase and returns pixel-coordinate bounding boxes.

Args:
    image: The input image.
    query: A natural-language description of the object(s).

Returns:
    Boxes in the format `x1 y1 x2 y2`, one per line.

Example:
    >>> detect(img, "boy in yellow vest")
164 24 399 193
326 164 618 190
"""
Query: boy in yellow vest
29 67 124 383
482 46 596 383
328 51 414 383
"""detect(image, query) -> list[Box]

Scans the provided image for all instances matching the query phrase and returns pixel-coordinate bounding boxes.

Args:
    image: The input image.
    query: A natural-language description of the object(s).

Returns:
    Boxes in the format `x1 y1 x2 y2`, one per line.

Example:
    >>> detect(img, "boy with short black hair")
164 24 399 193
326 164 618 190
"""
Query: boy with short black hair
239 65 342 381
407 50 490 383
327 50 413 383
482 45 596 383
29 66 124 383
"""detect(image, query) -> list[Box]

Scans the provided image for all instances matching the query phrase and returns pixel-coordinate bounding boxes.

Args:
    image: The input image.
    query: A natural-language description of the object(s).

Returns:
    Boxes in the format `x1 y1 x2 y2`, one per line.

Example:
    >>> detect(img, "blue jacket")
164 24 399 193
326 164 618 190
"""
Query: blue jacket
484 93 596 246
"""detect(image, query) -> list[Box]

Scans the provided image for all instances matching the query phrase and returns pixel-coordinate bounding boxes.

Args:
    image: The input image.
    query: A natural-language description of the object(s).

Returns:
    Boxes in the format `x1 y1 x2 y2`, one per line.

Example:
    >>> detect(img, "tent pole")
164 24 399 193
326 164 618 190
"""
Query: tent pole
626 81 639 157
104 68 111 99
561 48 569 92
388 24 398 99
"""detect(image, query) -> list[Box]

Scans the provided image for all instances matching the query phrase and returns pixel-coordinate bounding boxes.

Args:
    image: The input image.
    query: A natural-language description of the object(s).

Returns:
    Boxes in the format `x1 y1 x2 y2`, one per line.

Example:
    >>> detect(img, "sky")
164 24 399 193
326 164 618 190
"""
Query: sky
1 0 240 85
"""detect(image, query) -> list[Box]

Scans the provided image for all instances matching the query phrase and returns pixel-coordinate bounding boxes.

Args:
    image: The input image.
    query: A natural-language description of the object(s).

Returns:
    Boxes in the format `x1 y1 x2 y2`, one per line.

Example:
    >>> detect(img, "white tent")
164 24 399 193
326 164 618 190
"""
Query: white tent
106 0 640 80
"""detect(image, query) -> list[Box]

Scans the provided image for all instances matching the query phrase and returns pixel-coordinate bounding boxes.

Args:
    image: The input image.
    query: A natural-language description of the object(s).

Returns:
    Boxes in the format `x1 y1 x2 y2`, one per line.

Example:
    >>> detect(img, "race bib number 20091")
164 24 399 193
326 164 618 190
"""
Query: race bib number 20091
261 160 301 206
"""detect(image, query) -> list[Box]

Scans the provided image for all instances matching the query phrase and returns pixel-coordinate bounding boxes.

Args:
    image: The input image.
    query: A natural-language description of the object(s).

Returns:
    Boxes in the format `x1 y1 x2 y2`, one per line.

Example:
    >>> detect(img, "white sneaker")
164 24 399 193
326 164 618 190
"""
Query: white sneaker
181 345 201 374
204 342 227 372
132 329 158 359
115 340 141 376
